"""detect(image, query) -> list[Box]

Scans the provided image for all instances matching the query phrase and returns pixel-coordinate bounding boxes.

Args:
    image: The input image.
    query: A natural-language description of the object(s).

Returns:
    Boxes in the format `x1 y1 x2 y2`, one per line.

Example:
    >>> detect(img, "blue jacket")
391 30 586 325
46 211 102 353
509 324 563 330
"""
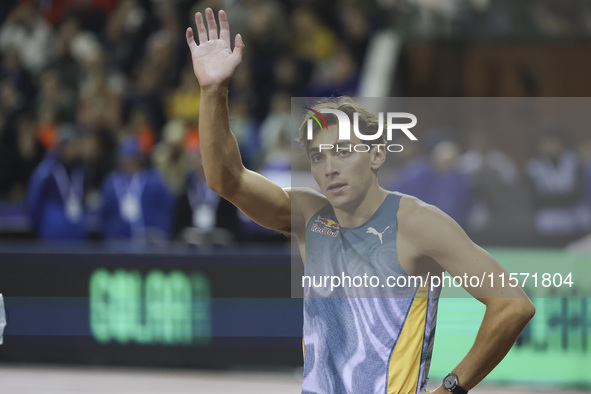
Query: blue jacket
27 156 87 240
100 168 173 240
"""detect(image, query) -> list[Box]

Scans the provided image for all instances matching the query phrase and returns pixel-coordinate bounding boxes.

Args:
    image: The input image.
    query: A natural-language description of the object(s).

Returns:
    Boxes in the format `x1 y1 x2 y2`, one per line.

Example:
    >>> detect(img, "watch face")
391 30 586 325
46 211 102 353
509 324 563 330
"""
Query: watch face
443 373 458 390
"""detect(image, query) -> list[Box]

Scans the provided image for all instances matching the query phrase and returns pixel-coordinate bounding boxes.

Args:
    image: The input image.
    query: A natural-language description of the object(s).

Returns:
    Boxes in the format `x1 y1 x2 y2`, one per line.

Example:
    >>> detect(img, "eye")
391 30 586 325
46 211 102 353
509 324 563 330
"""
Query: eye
310 154 323 163
338 149 352 157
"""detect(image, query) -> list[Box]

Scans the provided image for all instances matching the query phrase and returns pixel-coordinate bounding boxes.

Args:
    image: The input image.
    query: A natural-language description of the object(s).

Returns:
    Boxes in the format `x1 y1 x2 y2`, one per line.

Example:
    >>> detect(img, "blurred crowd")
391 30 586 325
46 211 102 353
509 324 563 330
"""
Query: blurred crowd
0 0 590 248
387 125 591 247
0 0 380 245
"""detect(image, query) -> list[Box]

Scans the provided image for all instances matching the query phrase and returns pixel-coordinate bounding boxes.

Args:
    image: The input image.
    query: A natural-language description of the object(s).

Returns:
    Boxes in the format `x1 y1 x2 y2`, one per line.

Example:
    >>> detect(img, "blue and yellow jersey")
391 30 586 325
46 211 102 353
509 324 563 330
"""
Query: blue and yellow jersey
303 193 440 394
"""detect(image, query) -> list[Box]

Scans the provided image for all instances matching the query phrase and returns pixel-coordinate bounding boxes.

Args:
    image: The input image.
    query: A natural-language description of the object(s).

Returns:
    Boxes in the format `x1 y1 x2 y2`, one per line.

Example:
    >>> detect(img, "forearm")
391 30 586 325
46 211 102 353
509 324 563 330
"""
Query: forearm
198 87 245 196
434 299 534 392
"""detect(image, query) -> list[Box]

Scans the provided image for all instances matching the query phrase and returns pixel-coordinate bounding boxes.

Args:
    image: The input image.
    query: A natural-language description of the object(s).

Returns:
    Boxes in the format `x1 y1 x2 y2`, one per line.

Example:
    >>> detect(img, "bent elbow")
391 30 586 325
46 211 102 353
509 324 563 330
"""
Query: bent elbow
523 300 535 321
492 297 535 324
205 175 240 200
513 298 535 323
205 177 223 196
204 167 243 198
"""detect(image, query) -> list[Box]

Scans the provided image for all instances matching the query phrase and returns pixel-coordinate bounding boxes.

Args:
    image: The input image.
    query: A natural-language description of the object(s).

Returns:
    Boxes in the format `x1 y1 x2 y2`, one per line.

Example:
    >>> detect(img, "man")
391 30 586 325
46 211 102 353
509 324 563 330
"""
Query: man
100 136 173 241
27 124 87 240
186 8 534 393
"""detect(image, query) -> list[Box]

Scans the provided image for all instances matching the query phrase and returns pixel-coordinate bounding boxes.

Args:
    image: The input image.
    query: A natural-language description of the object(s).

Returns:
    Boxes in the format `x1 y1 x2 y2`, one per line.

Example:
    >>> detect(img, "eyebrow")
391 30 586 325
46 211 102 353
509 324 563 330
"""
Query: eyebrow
307 142 353 154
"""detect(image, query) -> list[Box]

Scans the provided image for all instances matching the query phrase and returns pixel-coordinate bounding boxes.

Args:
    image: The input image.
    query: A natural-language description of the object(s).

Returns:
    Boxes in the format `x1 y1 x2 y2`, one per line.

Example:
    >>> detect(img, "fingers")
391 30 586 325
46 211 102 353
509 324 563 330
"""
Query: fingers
185 27 197 51
192 8 235 46
233 33 244 59
205 8 218 40
194 12 208 44
218 10 230 44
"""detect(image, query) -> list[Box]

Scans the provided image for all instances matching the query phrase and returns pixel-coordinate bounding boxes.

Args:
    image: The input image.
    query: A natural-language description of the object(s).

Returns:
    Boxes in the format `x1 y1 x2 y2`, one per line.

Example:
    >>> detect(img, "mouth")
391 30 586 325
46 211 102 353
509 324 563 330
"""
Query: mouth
327 183 347 194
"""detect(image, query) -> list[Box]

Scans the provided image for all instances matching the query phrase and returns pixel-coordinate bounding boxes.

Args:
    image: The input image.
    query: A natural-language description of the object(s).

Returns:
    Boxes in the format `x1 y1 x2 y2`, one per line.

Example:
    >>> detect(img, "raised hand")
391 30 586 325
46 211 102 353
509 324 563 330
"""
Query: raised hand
185 8 244 91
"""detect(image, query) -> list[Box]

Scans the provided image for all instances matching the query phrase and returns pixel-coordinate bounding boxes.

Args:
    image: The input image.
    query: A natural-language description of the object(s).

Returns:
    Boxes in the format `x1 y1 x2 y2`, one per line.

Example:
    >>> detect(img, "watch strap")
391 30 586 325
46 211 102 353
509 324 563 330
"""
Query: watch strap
451 386 468 394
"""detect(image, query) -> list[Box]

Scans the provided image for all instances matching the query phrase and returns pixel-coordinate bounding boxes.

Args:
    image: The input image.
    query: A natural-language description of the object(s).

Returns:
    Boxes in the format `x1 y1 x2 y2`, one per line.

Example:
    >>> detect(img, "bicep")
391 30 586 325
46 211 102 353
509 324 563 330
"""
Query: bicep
224 169 292 233
413 203 527 300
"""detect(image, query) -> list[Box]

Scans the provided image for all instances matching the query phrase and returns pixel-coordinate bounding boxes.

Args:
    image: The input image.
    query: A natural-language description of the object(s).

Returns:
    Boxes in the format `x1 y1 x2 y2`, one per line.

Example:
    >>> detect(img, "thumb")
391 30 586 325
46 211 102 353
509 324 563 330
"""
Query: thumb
233 33 244 59
186 27 197 52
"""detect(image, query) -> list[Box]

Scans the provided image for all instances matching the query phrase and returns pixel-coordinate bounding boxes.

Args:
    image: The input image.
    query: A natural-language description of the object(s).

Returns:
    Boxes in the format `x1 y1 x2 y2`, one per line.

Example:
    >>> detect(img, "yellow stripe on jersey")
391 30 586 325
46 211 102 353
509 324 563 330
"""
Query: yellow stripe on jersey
386 283 429 394
302 339 305 359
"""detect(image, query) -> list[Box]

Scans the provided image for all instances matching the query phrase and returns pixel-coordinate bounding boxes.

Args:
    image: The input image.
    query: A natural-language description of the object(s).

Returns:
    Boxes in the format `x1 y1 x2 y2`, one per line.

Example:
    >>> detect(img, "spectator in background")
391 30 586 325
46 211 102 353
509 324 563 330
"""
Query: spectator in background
76 48 121 193
259 91 290 157
105 0 156 75
80 125 116 198
0 113 45 200
391 139 471 229
166 64 200 125
149 1 186 88
258 120 291 188
36 103 59 151
428 140 472 228
152 120 191 196
124 106 156 154
77 46 124 134
36 70 74 128
227 94 259 168
27 124 88 240
0 2 56 73
0 47 35 108
41 0 115 34
48 15 82 106
291 6 335 64
566 140 591 252
526 126 591 246
173 146 242 244
243 0 287 121
273 55 306 97
389 139 432 202
305 42 360 97
460 130 535 246
100 136 173 241
0 79 25 145
337 2 372 67
124 64 166 137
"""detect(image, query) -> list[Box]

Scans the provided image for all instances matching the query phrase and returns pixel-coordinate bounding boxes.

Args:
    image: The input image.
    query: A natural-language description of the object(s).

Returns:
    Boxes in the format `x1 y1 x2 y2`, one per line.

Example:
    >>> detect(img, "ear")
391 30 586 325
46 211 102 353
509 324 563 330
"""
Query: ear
370 145 386 171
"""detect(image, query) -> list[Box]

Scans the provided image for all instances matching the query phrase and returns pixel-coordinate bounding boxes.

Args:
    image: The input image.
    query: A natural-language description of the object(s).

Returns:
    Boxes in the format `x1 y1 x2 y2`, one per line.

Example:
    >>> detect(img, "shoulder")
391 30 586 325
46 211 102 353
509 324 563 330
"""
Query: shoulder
397 192 448 225
289 187 328 215
285 187 328 235
396 192 469 254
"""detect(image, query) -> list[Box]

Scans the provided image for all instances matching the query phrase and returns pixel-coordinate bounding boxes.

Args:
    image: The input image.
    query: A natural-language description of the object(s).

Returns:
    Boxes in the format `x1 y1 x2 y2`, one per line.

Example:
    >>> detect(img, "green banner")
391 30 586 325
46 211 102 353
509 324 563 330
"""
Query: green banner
430 248 591 387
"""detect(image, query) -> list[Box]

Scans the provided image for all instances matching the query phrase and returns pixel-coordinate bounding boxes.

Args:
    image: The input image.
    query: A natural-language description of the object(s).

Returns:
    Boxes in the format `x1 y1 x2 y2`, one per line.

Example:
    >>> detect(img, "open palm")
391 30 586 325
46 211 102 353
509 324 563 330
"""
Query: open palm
185 8 244 90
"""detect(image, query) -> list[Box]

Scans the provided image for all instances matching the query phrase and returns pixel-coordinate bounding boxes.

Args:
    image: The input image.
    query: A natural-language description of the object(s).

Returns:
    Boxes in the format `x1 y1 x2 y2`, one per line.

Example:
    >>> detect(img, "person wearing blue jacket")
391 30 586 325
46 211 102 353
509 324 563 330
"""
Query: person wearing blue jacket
27 124 87 240
100 136 173 241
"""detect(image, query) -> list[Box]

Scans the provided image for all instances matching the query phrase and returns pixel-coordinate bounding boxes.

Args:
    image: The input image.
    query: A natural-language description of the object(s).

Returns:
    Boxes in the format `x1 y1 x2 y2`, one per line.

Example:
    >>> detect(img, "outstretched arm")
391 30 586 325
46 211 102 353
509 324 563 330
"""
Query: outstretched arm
186 9 292 233
399 197 535 393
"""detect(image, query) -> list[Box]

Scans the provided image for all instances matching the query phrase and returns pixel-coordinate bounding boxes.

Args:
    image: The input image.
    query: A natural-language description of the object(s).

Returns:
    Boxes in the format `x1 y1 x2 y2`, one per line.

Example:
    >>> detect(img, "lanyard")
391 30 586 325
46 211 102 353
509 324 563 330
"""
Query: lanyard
114 171 148 203
187 174 218 230
187 174 217 211
52 163 84 203
113 171 148 236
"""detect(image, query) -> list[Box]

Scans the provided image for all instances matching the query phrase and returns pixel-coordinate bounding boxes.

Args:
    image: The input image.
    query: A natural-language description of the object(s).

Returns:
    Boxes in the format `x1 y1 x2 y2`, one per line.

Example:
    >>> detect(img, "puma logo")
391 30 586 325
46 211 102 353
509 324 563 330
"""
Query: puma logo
366 226 390 244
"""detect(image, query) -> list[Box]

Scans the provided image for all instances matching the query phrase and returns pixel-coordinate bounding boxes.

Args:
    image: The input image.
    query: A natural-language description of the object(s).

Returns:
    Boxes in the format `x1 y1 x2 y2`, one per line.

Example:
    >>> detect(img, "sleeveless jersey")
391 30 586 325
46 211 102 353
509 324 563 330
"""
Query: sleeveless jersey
302 193 440 394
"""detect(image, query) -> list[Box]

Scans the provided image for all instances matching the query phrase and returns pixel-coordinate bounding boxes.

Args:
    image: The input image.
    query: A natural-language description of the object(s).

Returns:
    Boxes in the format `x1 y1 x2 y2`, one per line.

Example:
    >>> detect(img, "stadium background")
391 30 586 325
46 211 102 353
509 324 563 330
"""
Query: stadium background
0 0 590 392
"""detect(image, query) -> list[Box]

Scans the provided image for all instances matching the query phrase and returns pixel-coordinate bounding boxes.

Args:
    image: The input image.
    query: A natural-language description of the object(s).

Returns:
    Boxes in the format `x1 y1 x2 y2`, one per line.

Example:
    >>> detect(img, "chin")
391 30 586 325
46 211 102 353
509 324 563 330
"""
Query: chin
325 194 350 211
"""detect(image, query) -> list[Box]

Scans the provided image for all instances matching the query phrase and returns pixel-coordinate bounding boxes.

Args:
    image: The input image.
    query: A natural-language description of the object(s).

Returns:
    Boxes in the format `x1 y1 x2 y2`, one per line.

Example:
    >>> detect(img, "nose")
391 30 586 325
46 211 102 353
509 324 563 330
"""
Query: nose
324 155 339 177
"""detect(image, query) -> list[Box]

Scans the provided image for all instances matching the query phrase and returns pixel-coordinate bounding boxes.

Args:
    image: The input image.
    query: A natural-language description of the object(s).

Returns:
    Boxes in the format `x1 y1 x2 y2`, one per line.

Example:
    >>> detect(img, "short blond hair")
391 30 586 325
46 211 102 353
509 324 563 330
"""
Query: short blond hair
298 97 385 151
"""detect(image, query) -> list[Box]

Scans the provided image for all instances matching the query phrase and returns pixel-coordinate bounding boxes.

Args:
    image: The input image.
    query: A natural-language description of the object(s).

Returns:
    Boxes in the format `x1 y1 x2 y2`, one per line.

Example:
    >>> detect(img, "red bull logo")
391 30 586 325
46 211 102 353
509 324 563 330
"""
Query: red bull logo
312 216 339 237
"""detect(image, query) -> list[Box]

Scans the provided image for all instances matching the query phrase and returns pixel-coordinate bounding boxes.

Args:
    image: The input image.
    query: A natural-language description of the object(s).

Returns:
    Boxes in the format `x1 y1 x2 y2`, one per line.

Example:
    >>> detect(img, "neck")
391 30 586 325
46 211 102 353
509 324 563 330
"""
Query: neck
333 183 388 228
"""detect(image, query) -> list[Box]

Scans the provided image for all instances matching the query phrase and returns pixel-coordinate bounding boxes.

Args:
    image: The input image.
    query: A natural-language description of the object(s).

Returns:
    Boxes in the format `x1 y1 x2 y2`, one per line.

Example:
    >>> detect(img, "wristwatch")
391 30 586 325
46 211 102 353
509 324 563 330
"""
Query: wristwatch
442 373 468 394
